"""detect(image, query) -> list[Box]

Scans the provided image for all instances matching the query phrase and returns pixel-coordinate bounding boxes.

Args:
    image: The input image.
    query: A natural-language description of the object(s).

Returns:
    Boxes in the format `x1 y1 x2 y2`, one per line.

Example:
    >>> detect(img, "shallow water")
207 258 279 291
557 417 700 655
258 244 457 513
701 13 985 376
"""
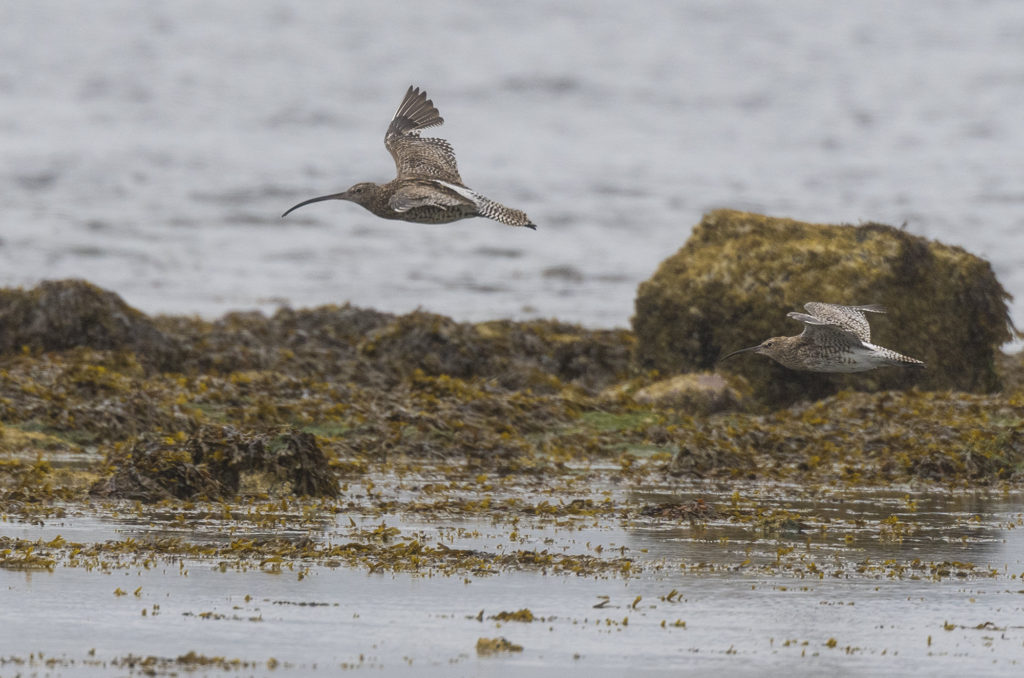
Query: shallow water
2 1 1024 339
4 483 1024 676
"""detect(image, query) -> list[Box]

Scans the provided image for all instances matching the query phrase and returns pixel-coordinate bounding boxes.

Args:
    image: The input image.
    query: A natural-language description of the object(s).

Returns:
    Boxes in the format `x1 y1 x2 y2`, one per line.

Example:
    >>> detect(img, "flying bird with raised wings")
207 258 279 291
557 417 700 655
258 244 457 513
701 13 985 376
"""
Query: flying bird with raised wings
282 86 536 229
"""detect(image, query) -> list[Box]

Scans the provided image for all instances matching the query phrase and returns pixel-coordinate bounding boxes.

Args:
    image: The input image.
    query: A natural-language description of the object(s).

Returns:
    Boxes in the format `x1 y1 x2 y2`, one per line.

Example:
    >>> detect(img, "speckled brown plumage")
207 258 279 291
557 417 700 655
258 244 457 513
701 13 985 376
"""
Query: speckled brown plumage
283 86 536 229
721 302 925 373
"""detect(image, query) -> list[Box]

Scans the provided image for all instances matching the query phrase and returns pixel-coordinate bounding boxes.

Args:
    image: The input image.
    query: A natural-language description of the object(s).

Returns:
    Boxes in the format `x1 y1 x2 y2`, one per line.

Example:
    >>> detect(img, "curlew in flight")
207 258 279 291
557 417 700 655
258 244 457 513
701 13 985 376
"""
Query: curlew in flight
720 302 925 373
282 86 536 229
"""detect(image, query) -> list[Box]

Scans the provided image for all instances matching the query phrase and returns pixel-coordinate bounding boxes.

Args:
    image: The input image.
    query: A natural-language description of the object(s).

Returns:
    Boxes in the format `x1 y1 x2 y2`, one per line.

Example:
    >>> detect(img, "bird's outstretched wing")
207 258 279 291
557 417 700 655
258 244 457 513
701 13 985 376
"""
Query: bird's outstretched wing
385 86 463 184
788 302 885 344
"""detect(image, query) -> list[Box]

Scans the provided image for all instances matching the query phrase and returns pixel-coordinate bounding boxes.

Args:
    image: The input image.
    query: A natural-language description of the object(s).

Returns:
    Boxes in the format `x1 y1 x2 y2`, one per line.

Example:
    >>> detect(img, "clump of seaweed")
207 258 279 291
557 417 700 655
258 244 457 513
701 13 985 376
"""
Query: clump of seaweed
89 426 338 501
639 498 717 523
476 637 523 655
0 456 56 504
491 609 536 622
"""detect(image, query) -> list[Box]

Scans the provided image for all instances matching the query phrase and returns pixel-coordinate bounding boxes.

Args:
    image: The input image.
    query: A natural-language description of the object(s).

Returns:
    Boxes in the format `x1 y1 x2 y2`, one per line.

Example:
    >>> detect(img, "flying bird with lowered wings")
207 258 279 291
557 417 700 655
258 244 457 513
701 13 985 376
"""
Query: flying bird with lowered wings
720 302 925 373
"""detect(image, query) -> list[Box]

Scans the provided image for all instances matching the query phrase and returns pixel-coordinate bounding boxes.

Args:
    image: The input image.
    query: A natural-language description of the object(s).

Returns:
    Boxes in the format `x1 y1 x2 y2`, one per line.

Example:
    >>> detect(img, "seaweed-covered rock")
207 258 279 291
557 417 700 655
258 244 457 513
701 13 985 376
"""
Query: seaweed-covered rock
189 426 338 497
359 312 632 392
155 304 394 379
633 210 1016 407
89 437 221 501
360 312 483 380
485 319 634 392
0 279 181 370
157 305 631 392
90 426 338 501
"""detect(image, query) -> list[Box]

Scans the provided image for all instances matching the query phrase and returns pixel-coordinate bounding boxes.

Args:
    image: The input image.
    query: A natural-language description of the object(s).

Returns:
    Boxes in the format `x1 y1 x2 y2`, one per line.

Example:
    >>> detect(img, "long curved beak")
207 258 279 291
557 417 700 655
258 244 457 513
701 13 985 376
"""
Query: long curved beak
718 345 760 362
281 192 348 217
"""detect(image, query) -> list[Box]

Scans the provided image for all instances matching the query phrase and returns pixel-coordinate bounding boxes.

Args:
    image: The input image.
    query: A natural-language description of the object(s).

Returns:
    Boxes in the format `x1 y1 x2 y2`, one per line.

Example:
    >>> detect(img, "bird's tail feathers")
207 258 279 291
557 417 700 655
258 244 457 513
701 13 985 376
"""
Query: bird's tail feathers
877 346 925 368
473 194 536 229
435 181 536 229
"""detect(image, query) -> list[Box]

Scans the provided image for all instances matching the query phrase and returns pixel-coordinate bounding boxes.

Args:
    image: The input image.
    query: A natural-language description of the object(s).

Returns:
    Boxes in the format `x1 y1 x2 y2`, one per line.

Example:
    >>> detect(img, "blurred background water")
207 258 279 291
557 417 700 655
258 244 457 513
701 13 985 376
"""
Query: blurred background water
2 1 1023 335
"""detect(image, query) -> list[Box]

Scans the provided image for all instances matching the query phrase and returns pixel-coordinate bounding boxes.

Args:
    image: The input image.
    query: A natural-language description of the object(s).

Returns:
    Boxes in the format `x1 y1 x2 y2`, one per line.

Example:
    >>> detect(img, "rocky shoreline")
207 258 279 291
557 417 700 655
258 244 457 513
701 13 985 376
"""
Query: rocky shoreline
2 278 1023 514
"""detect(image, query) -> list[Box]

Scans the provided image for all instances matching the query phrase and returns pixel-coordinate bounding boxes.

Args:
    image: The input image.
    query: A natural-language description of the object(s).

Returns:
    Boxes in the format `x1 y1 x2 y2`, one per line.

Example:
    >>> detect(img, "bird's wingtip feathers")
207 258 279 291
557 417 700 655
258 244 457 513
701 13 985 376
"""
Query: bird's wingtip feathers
858 304 887 314
390 85 444 134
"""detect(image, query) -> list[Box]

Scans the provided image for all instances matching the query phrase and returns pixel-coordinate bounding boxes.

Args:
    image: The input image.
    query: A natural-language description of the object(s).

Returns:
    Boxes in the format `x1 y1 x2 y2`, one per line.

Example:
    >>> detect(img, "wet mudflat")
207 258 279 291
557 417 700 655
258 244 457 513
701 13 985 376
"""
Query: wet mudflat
3 472 1024 677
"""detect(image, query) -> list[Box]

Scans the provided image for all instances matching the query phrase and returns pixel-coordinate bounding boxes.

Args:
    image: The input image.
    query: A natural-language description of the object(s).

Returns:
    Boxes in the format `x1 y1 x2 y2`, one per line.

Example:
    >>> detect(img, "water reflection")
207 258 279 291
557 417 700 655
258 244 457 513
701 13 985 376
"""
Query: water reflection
626 485 1024 573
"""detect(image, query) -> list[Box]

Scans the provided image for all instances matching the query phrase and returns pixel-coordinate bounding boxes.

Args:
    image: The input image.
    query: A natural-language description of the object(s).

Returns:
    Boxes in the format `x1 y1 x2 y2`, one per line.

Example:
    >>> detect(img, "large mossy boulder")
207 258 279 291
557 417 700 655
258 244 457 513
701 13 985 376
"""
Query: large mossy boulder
0 279 182 370
633 210 1015 407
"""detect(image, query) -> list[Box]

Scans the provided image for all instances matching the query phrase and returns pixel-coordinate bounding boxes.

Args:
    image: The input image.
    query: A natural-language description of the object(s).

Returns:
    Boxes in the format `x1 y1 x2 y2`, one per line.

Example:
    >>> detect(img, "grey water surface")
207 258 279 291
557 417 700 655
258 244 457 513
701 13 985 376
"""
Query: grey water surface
2 1 1023 334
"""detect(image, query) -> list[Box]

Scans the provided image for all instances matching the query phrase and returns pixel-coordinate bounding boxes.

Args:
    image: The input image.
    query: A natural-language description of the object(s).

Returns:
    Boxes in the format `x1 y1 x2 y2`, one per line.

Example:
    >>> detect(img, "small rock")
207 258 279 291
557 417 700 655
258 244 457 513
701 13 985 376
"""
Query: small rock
633 372 749 414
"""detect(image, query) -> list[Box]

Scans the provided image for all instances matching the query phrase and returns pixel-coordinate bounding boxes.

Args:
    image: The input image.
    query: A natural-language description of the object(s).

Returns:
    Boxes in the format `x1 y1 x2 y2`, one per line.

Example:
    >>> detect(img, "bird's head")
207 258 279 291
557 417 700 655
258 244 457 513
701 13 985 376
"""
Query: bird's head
720 336 787 362
338 182 377 207
282 182 379 217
